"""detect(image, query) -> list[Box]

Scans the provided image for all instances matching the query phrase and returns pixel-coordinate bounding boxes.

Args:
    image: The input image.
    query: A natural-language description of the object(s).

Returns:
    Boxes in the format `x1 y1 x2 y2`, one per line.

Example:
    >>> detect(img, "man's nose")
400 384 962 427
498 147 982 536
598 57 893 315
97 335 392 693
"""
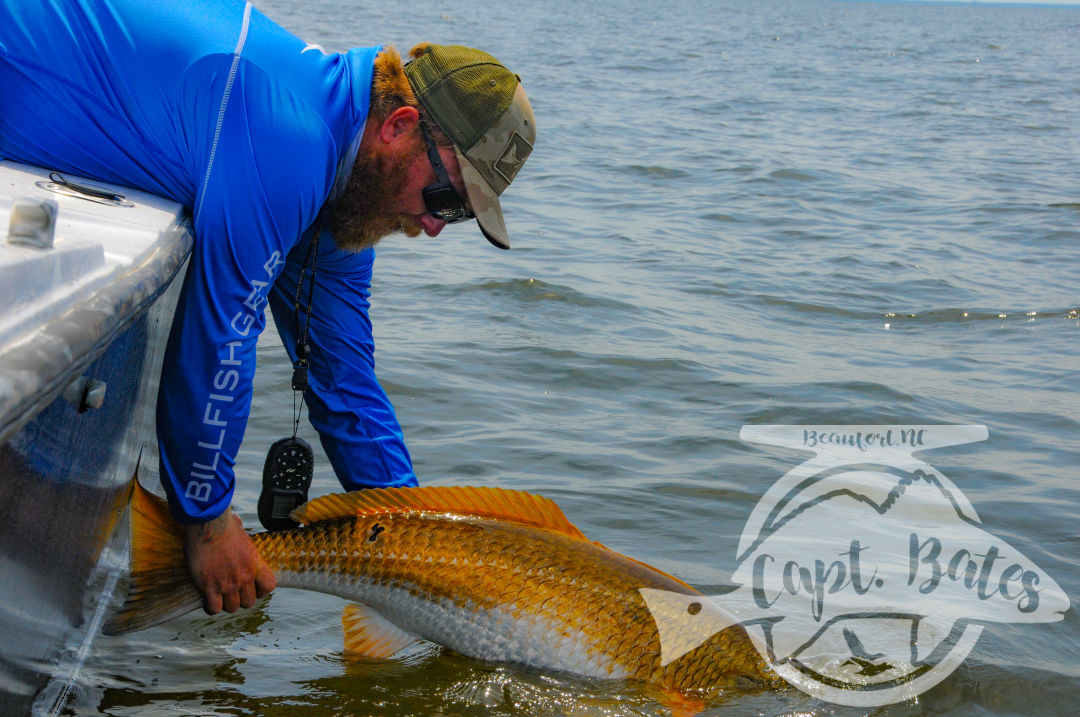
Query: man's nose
418 214 446 237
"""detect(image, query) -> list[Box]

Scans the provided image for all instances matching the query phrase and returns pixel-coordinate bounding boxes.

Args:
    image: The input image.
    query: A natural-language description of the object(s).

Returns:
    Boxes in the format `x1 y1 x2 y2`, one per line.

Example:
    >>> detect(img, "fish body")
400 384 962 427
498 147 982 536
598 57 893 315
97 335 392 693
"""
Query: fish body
106 481 775 693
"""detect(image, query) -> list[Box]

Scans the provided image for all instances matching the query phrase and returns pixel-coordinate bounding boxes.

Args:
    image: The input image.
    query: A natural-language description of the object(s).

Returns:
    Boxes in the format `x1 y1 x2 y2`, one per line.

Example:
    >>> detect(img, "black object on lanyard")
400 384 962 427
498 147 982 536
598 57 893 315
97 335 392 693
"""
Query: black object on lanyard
258 222 321 531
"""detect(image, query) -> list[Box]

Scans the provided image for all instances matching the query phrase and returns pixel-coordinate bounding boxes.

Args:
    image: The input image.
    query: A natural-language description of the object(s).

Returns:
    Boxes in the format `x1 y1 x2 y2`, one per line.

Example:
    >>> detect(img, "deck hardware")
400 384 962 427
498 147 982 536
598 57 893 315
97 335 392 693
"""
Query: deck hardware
7 198 57 248
35 172 135 208
62 376 107 413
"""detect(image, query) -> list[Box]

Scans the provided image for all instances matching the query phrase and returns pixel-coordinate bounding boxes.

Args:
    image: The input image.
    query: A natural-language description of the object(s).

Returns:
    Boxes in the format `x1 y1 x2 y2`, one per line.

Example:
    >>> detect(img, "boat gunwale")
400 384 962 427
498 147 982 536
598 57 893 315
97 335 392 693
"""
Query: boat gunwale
0 220 192 444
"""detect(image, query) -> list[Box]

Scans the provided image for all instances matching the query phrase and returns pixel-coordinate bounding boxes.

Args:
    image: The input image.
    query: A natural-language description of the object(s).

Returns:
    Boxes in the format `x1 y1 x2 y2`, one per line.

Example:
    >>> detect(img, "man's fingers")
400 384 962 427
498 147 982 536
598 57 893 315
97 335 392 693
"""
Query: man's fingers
255 560 277 598
185 511 274 615
222 589 241 613
204 590 223 616
239 580 257 610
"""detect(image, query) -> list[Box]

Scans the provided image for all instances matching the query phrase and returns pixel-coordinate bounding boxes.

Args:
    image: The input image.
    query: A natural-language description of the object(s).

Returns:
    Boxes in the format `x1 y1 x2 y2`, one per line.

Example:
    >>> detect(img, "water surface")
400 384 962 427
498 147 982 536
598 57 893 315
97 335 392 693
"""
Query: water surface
61 0 1079 714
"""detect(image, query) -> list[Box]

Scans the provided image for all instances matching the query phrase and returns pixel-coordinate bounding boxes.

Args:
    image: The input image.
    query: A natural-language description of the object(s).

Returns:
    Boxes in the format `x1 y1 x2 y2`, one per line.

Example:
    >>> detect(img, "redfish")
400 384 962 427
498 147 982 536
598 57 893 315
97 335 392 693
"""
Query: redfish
105 480 776 694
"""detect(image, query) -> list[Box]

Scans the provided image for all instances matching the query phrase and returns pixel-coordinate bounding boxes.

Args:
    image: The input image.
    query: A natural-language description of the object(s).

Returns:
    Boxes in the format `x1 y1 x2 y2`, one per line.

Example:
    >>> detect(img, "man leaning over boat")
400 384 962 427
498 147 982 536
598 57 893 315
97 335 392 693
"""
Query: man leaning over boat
0 0 535 614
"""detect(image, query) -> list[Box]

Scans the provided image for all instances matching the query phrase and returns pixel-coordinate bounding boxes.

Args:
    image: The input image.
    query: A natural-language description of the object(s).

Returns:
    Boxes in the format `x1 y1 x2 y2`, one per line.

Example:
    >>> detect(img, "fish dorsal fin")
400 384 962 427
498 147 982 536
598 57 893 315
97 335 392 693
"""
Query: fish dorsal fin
342 603 421 659
291 485 588 540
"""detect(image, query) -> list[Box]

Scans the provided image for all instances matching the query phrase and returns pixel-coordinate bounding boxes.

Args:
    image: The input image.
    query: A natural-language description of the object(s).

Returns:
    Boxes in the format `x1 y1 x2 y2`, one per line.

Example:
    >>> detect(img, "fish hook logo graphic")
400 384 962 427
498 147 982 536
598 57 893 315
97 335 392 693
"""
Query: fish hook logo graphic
640 425 1070 707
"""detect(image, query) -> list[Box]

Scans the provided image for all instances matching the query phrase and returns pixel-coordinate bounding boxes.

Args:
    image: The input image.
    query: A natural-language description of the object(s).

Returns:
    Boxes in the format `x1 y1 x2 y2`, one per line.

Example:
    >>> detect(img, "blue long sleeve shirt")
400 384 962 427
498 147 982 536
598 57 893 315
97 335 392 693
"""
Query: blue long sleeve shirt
0 0 417 522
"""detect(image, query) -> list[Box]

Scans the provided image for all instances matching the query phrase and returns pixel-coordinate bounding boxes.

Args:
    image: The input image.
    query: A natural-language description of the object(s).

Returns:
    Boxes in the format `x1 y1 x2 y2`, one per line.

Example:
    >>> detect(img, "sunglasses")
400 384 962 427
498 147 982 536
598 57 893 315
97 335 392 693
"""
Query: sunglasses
420 123 475 224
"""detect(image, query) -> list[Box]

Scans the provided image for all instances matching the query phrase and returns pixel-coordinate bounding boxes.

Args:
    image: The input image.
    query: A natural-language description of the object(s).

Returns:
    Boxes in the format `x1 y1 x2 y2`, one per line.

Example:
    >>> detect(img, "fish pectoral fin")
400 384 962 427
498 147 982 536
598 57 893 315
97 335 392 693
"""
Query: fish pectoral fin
647 686 705 717
341 603 421 660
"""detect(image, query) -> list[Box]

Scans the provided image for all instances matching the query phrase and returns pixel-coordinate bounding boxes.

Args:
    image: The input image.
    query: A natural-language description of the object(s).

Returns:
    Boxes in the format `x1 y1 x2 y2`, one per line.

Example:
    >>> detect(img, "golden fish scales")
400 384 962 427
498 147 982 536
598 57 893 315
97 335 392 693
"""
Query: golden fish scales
106 481 780 700
253 508 773 692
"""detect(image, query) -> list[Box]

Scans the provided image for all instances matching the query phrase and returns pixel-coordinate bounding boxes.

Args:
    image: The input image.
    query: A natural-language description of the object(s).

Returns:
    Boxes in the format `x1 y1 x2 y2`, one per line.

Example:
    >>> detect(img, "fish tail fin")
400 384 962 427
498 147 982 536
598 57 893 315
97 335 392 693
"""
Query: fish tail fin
102 477 203 635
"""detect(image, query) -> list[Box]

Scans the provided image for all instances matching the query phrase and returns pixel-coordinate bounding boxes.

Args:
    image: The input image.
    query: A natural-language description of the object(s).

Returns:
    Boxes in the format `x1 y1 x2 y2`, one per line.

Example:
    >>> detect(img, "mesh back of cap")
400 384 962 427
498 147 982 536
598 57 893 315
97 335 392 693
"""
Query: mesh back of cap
405 46 517 152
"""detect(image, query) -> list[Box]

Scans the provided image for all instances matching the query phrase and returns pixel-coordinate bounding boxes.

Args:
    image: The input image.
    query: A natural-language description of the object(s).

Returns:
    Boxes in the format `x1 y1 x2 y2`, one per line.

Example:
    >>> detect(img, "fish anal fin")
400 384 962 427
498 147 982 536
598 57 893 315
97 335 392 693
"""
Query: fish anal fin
341 603 421 660
293 486 587 540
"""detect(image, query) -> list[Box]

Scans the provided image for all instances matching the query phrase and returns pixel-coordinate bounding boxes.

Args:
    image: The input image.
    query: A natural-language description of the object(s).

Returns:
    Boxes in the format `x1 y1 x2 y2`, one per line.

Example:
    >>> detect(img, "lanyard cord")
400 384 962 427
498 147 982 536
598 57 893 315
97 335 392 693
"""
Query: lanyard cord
290 218 321 437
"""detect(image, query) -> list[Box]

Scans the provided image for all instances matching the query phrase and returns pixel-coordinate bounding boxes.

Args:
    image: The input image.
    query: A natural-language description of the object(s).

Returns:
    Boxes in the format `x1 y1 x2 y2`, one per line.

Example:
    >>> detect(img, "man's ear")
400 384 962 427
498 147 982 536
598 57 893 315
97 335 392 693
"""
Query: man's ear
378 105 420 145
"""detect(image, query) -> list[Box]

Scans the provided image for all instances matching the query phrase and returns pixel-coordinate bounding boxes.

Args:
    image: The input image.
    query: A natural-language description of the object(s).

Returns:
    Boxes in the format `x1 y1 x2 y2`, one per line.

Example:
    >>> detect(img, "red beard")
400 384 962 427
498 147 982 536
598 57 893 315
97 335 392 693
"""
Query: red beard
328 140 423 251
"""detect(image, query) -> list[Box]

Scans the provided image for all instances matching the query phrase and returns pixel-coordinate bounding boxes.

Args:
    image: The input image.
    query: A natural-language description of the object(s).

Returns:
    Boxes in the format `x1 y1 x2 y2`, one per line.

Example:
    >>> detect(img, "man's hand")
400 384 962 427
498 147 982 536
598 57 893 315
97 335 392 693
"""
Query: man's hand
182 508 277 614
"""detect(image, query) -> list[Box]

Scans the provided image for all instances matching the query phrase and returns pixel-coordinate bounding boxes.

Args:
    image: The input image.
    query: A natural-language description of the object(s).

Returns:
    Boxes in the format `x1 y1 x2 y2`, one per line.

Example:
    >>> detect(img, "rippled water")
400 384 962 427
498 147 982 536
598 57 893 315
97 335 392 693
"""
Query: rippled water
58 0 1079 714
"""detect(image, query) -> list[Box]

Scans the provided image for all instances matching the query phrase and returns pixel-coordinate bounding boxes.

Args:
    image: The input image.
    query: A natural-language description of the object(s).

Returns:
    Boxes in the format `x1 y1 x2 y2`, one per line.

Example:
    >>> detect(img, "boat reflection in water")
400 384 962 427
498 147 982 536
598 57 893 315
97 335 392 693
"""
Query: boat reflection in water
0 161 192 715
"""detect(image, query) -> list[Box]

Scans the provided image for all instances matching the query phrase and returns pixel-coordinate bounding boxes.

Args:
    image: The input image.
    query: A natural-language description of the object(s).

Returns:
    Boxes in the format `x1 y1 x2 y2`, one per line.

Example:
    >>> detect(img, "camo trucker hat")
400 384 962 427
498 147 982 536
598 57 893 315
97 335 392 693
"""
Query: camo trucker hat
404 44 535 249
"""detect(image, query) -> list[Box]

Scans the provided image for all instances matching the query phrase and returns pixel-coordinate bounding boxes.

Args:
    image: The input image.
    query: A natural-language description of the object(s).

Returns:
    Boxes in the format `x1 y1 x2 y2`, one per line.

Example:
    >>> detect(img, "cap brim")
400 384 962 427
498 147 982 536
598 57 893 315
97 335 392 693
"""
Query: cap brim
454 146 510 249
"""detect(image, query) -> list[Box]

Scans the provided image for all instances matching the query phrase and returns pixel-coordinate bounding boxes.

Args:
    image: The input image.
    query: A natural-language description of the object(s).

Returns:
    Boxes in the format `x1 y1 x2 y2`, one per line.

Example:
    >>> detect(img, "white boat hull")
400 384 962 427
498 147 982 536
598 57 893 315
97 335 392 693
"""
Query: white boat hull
0 161 192 714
